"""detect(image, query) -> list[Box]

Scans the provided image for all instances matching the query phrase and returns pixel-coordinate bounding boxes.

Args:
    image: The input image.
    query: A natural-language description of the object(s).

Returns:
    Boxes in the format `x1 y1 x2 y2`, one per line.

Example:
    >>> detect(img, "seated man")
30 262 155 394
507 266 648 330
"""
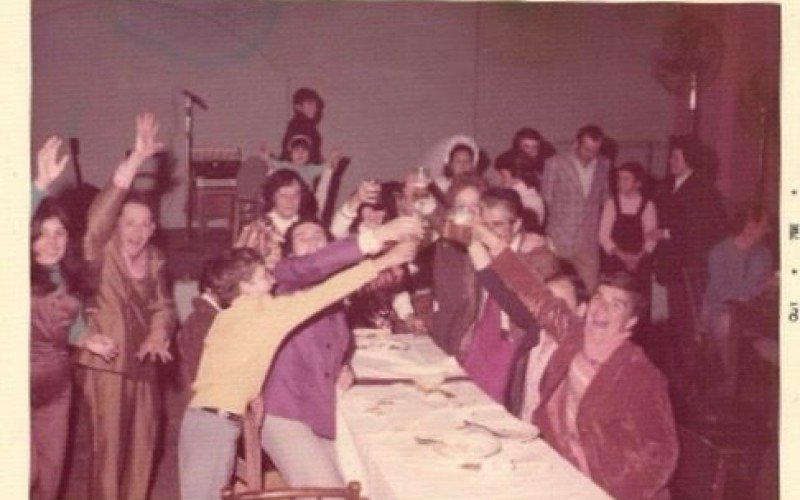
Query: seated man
702 203 774 397
468 223 678 500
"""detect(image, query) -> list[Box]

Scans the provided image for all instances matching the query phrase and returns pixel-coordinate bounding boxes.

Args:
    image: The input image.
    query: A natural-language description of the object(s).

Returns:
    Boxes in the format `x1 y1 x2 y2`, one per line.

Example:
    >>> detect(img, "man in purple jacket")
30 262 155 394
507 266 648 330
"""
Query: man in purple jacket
260 215 420 487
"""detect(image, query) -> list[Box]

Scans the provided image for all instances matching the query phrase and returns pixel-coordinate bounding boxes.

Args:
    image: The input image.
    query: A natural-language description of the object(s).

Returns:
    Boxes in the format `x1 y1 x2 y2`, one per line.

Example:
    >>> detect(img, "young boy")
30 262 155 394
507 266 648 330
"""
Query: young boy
178 240 417 500
281 87 324 164
175 257 227 401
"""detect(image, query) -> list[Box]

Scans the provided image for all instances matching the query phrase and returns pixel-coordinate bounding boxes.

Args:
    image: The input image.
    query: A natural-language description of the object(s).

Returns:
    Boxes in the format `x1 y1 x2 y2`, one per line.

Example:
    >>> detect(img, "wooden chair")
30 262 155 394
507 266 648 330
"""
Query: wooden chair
222 481 362 500
232 154 269 245
671 426 729 500
220 406 263 496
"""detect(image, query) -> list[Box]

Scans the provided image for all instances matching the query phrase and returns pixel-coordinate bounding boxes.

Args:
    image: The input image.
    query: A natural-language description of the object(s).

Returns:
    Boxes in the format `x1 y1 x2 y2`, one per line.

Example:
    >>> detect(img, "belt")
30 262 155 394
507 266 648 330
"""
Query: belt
199 406 242 424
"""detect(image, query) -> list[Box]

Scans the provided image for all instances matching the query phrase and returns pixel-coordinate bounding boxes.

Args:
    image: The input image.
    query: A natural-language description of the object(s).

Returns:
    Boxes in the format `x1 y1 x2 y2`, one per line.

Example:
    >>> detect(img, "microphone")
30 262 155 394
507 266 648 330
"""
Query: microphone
181 89 209 110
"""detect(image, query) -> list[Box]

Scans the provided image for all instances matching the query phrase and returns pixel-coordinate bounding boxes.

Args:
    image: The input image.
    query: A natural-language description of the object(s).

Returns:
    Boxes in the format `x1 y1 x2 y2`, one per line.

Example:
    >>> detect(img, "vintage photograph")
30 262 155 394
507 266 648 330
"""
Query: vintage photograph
26 2 780 499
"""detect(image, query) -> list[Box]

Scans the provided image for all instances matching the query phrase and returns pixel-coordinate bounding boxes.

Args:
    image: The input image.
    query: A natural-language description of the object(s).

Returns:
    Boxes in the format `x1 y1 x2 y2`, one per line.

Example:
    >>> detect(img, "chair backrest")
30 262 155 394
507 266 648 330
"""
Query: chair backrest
222 481 362 500
682 266 708 334
671 426 727 500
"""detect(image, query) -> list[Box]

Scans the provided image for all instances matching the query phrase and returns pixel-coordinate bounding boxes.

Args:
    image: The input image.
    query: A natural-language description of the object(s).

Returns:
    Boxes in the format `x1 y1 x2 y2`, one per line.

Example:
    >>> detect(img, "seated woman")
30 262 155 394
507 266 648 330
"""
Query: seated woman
234 169 318 259
259 215 421 489
261 135 345 214
598 161 658 285
469 222 678 500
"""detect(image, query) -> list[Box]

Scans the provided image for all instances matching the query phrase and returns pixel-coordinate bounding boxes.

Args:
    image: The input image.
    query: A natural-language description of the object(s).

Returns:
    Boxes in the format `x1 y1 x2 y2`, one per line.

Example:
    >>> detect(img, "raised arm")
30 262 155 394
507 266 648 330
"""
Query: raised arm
275 241 418 329
274 236 363 292
275 217 423 291
475 267 539 336
32 136 69 213
469 223 582 344
84 113 164 262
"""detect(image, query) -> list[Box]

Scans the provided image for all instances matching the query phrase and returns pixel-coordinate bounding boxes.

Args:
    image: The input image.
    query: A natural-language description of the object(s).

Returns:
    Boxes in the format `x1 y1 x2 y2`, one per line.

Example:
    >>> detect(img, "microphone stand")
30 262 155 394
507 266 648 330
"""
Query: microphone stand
185 94 196 239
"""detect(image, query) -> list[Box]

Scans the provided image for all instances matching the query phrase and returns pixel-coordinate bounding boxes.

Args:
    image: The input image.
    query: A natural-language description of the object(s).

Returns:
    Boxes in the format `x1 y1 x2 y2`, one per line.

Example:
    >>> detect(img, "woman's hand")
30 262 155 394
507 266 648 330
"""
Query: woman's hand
81 333 120 363
35 136 69 191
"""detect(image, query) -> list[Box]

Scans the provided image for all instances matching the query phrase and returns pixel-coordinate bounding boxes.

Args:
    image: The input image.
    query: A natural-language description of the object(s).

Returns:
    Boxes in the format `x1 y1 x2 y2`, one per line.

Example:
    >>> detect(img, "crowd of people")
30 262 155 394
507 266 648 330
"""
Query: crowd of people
30 87 776 500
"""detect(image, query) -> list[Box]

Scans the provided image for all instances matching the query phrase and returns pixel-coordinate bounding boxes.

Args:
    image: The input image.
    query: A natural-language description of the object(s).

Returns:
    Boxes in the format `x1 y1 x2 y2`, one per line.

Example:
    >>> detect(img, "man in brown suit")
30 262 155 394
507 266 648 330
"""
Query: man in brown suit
75 113 176 500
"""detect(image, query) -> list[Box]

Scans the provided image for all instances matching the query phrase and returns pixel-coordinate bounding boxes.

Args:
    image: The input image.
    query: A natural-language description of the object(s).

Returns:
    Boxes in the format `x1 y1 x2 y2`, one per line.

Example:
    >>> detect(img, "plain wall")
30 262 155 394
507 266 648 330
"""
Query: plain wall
33 1 682 228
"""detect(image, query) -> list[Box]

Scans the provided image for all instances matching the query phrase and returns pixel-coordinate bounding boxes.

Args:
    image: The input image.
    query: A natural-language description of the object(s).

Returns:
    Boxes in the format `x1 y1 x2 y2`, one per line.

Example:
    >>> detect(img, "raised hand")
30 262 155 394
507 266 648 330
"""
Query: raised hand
356 180 381 205
35 136 69 191
131 112 164 160
373 216 423 245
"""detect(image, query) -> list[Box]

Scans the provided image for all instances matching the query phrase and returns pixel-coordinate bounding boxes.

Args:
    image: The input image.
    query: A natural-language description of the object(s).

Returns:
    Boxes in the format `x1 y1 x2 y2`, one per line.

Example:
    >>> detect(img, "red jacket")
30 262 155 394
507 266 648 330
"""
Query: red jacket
489 249 678 499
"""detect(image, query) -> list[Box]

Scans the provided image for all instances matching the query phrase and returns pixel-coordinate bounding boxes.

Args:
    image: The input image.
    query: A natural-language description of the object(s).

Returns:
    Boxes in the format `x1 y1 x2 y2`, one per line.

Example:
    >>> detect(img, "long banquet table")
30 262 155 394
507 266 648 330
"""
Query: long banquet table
335 331 611 500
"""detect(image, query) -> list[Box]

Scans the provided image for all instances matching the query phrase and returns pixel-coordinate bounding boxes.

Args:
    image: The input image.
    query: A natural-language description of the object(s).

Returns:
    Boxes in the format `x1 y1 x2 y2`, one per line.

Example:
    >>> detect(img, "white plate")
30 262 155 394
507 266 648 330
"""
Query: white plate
355 337 410 351
432 430 502 459
353 327 392 338
466 407 540 440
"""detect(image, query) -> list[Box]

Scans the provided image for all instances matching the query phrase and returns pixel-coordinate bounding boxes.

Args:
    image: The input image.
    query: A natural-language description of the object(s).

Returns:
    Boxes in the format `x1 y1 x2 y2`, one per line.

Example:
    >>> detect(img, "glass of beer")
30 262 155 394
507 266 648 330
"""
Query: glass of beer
443 206 473 246
410 166 431 201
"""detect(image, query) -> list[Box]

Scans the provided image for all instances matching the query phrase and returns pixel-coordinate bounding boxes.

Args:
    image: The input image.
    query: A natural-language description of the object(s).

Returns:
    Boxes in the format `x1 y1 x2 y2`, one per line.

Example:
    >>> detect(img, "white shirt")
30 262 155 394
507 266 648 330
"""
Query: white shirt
570 154 597 197
267 211 298 237
673 169 693 193
520 331 558 422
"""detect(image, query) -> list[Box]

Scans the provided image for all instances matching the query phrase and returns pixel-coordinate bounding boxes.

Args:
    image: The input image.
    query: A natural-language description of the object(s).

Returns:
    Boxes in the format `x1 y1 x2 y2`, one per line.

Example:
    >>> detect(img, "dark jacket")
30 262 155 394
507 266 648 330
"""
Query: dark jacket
489 249 678 500
176 297 219 390
654 171 726 285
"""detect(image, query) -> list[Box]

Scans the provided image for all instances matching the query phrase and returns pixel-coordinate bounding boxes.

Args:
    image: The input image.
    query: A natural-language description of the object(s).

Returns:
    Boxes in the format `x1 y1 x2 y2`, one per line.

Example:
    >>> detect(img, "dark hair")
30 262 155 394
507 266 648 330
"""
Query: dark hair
282 217 333 257
30 198 89 299
445 173 488 208
121 191 157 224
211 247 264 308
481 187 524 220
443 143 476 178
575 124 605 142
616 161 646 184
548 260 590 305
730 202 769 236
287 135 312 152
292 87 322 107
262 169 318 217
350 184 399 234
597 270 645 317
668 134 703 172
512 127 543 150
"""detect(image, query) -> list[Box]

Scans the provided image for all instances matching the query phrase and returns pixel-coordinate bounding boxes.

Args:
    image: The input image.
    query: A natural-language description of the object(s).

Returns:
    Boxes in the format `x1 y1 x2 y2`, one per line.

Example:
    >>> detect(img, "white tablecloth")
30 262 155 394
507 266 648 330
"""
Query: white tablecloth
336 334 611 500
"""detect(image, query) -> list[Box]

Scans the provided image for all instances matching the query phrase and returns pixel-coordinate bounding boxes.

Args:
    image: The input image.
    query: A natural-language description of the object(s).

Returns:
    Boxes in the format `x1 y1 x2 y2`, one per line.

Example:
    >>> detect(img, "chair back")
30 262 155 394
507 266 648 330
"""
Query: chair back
671 426 727 500
222 481 362 500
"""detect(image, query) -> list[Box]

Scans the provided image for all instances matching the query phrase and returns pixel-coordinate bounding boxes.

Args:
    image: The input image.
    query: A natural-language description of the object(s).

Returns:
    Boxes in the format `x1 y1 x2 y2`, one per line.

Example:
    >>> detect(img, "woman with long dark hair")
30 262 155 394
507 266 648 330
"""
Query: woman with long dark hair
30 137 117 500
